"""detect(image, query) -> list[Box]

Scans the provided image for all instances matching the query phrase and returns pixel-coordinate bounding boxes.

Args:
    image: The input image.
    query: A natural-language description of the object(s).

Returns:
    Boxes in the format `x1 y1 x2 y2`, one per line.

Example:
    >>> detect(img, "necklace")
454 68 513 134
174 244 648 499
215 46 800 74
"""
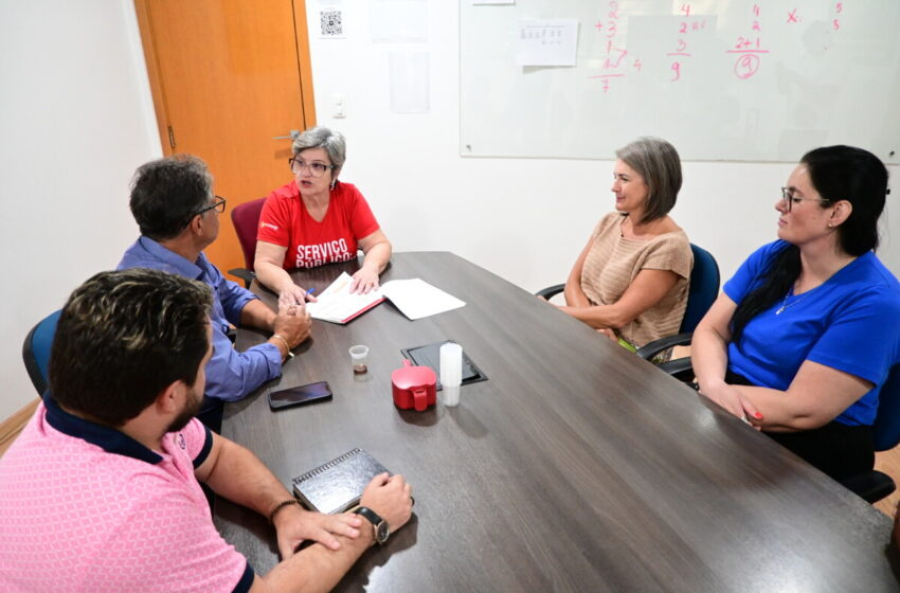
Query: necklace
775 288 808 315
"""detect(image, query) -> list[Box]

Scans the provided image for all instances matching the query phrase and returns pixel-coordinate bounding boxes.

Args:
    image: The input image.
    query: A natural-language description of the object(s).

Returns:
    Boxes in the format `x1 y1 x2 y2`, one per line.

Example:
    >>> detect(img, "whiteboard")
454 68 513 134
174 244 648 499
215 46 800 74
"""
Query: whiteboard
460 0 900 163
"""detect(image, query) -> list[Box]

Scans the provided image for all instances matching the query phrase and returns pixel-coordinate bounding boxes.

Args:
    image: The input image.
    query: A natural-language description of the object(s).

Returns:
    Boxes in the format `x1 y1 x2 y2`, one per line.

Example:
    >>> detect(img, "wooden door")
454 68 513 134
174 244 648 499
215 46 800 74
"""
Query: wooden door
135 0 315 278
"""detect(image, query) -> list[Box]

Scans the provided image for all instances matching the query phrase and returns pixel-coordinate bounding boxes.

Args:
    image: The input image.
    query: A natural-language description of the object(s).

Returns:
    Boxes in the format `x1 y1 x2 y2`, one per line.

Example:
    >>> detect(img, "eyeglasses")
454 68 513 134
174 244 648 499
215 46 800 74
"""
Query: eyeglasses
196 196 226 216
780 187 829 212
289 158 334 178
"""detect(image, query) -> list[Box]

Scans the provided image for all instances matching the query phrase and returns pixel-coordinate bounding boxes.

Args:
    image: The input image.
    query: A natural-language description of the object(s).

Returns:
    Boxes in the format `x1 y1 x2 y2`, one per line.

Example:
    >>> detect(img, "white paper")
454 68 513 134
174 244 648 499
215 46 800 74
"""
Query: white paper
516 19 578 67
305 273 464 323
306 273 384 323
473 0 514 4
380 278 466 320
371 0 427 43
389 51 430 113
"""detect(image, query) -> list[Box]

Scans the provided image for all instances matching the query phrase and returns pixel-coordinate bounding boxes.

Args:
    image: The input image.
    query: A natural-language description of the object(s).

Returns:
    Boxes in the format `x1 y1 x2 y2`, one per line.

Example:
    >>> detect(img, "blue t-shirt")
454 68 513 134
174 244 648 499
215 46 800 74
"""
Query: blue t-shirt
723 240 900 426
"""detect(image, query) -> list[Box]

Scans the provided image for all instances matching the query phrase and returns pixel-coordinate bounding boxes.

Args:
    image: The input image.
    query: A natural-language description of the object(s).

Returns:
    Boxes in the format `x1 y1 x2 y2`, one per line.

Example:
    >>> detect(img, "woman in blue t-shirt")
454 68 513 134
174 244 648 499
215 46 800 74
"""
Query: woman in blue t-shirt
692 145 900 481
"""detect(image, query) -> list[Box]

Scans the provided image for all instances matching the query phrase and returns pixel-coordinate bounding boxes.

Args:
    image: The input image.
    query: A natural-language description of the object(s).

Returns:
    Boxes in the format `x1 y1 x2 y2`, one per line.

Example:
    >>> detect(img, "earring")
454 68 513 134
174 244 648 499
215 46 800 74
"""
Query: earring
330 179 337 190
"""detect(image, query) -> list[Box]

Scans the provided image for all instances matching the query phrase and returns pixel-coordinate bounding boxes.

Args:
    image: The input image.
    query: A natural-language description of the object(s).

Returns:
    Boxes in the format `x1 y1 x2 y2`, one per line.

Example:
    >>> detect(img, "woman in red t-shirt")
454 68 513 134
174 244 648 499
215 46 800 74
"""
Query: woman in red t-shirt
255 127 392 304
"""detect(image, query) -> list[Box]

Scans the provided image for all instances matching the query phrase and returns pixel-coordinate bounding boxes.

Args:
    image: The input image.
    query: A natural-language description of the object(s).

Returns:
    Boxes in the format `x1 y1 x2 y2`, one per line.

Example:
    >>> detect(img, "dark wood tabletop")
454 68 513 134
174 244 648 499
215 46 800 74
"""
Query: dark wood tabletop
215 252 900 592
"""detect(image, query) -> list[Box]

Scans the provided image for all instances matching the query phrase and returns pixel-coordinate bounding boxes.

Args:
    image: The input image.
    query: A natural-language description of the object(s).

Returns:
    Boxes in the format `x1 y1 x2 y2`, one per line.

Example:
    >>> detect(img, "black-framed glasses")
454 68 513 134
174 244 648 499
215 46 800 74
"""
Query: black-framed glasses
196 195 226 216
289 157 334 178
780 187 829 212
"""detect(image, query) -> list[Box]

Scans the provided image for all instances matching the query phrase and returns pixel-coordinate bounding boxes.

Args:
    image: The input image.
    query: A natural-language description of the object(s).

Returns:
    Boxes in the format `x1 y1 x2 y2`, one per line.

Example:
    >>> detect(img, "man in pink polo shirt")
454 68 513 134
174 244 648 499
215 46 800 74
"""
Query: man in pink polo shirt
0 269 413 593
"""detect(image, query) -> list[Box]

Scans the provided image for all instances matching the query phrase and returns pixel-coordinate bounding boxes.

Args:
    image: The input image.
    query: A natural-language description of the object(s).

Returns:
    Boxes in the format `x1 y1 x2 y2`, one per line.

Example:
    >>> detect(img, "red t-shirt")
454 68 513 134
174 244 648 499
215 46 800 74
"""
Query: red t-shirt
257 180 380 269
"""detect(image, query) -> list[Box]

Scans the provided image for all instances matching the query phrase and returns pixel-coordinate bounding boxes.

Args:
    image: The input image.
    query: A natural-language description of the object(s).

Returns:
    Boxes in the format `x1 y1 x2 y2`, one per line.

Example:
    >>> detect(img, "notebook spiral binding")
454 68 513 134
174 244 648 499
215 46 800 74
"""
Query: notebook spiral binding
292 448 362 484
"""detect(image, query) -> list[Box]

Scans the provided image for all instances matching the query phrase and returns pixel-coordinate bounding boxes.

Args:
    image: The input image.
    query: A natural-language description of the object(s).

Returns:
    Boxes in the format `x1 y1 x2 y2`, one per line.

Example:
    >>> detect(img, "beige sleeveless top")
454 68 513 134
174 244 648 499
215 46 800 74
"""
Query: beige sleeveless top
581 213 693 348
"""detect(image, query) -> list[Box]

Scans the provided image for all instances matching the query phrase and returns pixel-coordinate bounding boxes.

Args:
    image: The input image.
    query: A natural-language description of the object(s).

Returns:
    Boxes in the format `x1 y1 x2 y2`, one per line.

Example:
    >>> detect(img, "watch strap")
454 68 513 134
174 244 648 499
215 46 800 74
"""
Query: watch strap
353 506 388 544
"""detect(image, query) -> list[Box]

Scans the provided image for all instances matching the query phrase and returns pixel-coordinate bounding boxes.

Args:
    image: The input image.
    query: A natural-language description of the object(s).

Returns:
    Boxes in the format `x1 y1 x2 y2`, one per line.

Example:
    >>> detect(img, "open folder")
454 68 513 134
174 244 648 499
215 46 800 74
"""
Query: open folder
306 272 466 324
305 273 385 324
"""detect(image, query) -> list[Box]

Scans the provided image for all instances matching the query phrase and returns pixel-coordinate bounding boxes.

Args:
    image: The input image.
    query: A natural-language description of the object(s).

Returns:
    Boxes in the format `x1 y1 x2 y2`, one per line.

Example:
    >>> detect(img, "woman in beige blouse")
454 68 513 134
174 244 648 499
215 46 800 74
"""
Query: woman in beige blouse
559 137 693 350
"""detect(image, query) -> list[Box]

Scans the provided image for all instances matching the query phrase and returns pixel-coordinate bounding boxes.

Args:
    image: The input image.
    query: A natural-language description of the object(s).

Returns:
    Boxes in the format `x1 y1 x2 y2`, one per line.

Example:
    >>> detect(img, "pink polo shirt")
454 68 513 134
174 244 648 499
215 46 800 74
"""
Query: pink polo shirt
0 399 254 593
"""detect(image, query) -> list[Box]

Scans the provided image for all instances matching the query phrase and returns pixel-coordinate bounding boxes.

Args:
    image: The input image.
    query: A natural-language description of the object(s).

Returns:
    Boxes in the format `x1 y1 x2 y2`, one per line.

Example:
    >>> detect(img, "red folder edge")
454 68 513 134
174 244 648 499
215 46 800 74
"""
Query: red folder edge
339 297 386 324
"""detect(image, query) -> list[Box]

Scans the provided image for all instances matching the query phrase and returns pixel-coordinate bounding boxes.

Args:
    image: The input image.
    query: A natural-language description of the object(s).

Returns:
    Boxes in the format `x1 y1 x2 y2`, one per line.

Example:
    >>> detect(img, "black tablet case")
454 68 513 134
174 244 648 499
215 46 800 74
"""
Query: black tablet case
400 340 488 390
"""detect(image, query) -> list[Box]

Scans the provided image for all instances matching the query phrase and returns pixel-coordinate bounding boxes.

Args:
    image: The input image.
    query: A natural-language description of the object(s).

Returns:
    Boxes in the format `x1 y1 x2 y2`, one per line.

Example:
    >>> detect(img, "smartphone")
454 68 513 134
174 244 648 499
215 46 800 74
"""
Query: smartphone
268 381 333 411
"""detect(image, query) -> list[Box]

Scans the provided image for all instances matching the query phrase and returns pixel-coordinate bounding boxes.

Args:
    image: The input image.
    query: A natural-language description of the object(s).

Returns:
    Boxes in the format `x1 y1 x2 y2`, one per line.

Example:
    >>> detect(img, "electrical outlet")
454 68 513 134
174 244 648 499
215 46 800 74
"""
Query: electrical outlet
332 93 346 119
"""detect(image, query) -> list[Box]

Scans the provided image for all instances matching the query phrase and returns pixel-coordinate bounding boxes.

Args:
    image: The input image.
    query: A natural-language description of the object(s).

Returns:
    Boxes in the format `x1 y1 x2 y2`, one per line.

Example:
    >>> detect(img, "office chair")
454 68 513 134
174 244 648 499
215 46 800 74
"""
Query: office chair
634 243 719 379
536 243 720 375
839 364 900 503
22 310 62 397
227 196 268 287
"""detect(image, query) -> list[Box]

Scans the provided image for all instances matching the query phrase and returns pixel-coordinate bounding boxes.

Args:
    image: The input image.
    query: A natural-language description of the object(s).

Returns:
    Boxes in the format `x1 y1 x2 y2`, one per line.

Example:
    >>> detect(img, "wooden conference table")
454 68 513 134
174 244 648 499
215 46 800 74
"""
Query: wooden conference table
215 252 899 592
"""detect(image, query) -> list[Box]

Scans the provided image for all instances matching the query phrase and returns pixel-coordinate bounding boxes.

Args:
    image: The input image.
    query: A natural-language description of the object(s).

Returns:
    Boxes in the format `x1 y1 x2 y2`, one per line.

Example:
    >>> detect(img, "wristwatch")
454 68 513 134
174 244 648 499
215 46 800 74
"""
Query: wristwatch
353 506 390 545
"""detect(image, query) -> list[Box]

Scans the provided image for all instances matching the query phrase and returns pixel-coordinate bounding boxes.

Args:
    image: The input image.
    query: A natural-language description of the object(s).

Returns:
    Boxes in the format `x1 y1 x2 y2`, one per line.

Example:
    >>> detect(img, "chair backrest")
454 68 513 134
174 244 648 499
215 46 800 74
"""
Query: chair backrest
231 197 268 271
22 310 62 396
873 364 900 451
680 243 721 334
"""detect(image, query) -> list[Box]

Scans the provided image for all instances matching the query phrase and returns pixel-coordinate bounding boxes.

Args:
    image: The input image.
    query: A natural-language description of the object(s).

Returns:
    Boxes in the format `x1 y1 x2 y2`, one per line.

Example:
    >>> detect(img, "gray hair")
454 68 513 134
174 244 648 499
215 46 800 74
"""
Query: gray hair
129 155 214 241
292 126 347 175
615 137 682 225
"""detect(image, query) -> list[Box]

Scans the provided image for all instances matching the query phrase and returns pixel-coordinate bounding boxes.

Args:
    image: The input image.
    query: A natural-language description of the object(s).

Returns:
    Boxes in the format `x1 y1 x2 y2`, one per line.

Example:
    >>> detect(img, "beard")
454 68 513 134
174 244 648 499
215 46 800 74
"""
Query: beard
166 386 203 433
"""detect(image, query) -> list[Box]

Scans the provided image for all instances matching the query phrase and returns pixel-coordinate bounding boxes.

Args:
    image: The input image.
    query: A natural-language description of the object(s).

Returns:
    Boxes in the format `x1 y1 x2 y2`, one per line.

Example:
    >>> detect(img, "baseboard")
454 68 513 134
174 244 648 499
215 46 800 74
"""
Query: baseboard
0 398 39 458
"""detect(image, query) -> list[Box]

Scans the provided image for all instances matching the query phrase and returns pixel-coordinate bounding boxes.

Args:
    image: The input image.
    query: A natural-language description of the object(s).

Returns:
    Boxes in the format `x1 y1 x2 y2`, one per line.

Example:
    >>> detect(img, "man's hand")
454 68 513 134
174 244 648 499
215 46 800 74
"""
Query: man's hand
273 301 311 349
349 266 380 295
273 505 363 559
359 473 414 538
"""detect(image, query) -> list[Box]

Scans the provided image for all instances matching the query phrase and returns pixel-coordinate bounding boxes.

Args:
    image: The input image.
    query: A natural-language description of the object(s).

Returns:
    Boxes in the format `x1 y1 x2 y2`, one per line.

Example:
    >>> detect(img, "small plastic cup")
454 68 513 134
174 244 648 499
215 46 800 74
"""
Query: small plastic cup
440 342 463 407
349 345 369 375
443 384 461 407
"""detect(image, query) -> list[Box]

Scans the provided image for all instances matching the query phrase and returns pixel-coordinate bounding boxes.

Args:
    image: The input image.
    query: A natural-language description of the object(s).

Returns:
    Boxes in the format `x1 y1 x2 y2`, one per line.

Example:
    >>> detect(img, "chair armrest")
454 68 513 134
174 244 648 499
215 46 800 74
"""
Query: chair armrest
656 357 694 378
840 470 896 504
636 332 693 361
228 268 256 289
535 284 565 300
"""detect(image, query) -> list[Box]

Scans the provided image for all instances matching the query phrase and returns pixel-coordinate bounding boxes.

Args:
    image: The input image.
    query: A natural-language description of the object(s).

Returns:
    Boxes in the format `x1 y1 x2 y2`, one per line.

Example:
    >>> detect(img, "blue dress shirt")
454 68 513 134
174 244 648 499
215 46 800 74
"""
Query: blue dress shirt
118 237 282 410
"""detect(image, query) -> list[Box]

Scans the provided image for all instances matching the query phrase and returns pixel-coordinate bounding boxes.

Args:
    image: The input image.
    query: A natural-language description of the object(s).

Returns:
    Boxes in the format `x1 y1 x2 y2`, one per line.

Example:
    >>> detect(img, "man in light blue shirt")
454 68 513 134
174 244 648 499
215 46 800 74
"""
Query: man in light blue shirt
118 155 311 431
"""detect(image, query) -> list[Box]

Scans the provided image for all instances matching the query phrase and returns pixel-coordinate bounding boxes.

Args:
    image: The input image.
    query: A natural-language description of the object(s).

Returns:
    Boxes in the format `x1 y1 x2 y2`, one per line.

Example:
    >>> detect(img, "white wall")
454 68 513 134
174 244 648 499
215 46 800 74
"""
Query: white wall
1 1 897 421
305 1 899 293
0 1 160 420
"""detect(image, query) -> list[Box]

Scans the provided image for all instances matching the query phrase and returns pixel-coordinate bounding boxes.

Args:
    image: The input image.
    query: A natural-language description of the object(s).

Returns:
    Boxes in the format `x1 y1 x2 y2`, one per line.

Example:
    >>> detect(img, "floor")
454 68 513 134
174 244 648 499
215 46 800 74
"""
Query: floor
0 398 38 458
875 449 900 517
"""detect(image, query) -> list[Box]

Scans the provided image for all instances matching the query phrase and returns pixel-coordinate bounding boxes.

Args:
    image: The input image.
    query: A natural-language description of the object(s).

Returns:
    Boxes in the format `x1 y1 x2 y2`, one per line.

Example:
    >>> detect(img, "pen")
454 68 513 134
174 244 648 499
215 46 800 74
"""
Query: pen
305 288 316 298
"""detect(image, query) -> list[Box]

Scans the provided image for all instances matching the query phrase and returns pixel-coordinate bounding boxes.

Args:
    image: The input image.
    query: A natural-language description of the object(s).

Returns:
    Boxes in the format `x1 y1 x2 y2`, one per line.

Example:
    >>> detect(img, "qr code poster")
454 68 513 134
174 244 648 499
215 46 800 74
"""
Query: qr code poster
319 9 345 39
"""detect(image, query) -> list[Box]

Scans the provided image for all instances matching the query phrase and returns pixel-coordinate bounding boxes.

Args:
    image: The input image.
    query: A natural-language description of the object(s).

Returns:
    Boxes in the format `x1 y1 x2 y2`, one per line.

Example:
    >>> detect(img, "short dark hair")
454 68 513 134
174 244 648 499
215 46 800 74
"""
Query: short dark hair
615 137 683 225
49 269 213 426
129 155 213 241
801 145 888 256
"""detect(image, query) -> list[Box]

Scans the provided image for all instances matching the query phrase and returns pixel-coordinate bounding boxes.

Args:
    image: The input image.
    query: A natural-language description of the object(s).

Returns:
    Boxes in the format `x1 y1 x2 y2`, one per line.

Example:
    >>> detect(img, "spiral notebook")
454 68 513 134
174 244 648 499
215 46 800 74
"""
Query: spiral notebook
291 448 390 514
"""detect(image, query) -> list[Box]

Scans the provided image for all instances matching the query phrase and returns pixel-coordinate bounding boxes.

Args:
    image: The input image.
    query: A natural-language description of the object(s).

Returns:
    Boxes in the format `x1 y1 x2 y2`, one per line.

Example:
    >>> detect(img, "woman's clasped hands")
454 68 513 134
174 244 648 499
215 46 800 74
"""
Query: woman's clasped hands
697 380 764 429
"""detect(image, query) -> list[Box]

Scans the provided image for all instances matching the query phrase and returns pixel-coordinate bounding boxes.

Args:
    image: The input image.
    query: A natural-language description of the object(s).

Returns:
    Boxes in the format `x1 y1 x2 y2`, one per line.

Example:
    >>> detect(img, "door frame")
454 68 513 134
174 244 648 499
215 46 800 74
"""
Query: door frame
133 0 317 156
